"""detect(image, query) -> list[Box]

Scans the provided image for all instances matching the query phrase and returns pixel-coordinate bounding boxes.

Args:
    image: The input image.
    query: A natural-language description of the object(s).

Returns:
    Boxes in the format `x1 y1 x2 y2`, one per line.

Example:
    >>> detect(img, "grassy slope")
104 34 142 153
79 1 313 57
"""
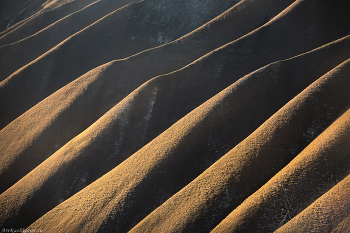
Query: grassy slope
0 0 98 41
2 36 349 230
129 59 350 232
0 0 349 232
0 0 140 80
22 43 350 233
2 0 350 193
0 0 46 34
2 0 349 133
1 0 291 83
0 0 298 193
0 0 242 128
275 173 350 232
212 99 350 232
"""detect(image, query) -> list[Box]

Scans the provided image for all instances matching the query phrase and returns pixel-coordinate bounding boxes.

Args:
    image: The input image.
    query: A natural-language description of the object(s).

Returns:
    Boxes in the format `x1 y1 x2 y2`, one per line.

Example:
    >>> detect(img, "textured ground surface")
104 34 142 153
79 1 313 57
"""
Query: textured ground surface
0 0 350 232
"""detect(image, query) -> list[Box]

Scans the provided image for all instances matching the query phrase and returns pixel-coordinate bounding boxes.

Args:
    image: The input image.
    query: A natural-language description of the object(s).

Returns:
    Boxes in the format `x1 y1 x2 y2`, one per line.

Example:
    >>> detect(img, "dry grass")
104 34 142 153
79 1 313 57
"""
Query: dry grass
130 59 350 232
0 0 350 232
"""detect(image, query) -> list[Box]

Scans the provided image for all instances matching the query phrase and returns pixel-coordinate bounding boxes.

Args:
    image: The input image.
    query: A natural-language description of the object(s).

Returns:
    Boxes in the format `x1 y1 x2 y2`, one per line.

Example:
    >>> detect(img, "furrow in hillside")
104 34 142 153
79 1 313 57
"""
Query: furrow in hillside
129 58 350 232
275 173 350 232
211 108 350 232
0 0 304 192
24 51 350 233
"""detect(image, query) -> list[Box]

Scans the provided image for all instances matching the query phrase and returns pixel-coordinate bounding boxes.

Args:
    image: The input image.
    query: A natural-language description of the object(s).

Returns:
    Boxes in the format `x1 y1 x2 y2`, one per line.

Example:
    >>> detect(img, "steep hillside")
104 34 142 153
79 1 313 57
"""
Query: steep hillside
1 34 350 230
212 96 350 232
129 59 350 232
0 0 289 129
0 0 349 232
0 0 242 82
0 0 299 192
275 173 350 232
0 0 98 41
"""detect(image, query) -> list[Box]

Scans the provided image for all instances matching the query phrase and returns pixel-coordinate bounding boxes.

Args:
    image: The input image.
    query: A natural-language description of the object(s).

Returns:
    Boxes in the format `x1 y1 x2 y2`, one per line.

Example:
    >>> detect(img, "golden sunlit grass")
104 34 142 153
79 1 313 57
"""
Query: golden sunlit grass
213 105 350 232
276 173 350 232
130 59 350 232
1 0 350 232
0 66 107 194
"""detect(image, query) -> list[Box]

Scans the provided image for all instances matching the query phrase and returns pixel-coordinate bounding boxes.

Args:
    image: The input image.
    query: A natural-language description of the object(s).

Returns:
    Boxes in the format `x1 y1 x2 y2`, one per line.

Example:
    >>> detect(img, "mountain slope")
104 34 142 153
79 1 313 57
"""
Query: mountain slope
212 102 350 232
9 41 348 232
0 0 242 82
1 34 350 230
0 0 105 43
129 58 350 232
0 0 289 129
2 0 350 194
0 0 140 80
275 173 350 232
0 0 349 232
0 0 299 192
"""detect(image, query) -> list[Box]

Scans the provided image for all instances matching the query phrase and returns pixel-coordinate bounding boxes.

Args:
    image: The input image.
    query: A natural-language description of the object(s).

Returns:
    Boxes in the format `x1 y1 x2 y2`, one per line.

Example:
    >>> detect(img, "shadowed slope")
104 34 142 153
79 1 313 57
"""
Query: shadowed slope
0 0 46 33
0 0 295 80
0 0 242 82
275 173 350 232
129 58 350 233
0 0 99 41
0 0 304 192
24 49 350 233
212 108 350 232
2 0 349 133
0 0 140 81
0 0 244 128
